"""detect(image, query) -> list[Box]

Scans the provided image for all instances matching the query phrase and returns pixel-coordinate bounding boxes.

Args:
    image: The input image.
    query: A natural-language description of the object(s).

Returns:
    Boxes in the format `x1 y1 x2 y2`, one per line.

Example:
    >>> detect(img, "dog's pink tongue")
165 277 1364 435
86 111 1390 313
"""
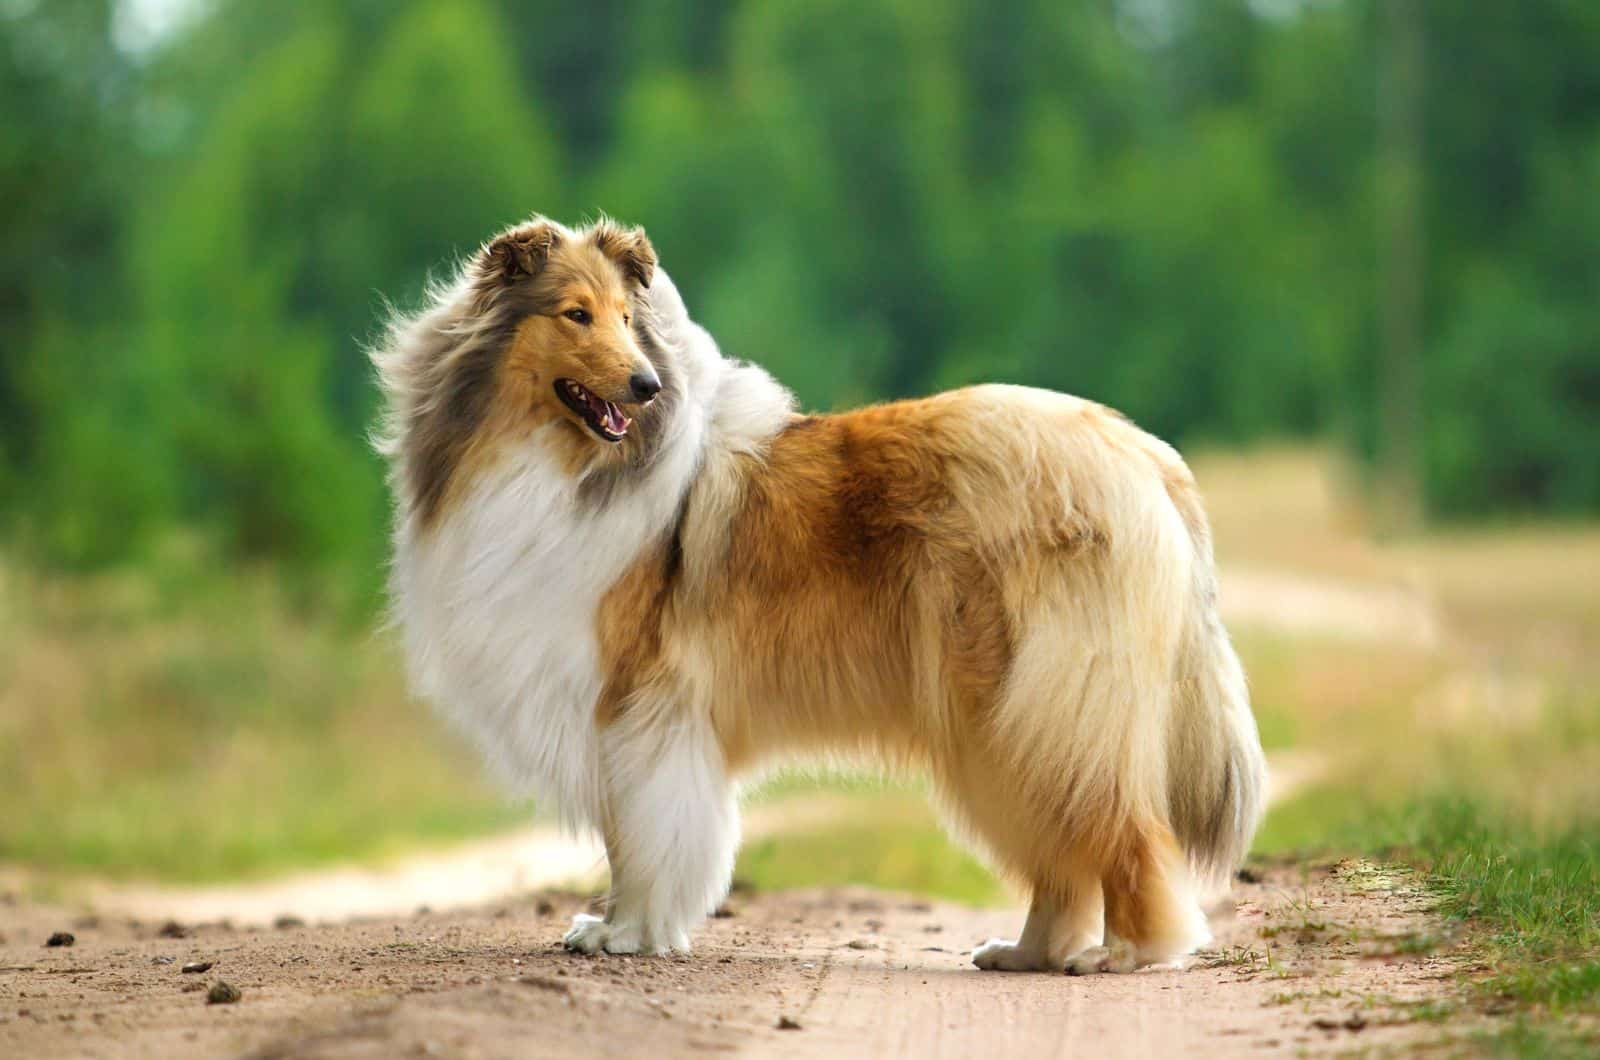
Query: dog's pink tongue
604 401 628 434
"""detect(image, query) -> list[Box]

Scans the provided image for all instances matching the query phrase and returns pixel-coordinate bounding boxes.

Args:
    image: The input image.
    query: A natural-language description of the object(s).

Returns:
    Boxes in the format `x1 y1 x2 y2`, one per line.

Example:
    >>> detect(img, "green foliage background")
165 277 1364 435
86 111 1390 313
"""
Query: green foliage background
3 0 1598 585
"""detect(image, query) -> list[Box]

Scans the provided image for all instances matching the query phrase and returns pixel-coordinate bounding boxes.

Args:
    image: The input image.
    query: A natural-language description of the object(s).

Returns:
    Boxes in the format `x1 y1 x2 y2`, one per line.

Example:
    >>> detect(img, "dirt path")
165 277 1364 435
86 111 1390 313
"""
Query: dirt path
1 859 1469 1059
45 796 879 929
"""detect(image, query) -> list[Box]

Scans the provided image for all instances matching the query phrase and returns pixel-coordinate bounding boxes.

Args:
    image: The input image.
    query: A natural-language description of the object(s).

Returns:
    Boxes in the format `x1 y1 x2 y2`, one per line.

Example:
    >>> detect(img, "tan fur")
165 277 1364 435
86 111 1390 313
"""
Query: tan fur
377 217 1265 969
597 393 1210 922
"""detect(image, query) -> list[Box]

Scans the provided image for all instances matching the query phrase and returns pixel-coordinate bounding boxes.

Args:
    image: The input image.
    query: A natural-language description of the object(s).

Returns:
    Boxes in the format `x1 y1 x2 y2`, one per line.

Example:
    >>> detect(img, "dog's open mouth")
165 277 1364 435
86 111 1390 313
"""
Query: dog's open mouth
555 379 631 442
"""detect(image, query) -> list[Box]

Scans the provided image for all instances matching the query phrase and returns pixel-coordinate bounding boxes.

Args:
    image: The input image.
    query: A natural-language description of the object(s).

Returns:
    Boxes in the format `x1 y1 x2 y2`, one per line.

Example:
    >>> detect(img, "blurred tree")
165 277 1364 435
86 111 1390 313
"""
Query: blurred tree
1375 0 1424 532
122 0 564 578
3 0 1599 585
129 8 373 571
0 0 155 556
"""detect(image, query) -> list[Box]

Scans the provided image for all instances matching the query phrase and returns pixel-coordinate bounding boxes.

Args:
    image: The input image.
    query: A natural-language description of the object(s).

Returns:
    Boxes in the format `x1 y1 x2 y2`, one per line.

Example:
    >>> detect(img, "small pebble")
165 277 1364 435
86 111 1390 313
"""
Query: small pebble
159 921 188 939
206 981 242 1005
273 915 305 930
44 932 75 948
777 1016 802 1030
181 961 214 974
845 939 877 950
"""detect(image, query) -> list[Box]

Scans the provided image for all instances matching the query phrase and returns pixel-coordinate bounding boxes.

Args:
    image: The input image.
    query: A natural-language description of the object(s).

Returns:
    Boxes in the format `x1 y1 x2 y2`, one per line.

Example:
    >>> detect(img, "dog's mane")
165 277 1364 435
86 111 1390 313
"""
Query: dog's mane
371 266 518 526
372 237 795 537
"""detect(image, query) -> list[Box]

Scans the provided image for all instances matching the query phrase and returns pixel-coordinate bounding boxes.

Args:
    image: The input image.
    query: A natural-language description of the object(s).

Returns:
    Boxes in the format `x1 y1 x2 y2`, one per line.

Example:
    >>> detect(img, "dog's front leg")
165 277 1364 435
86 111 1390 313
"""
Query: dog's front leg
564 707 738 956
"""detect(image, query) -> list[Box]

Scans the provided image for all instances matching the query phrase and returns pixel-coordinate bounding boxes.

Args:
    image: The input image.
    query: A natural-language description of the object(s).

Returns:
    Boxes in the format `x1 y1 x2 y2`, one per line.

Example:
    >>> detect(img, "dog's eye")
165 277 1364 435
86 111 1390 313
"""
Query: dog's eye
564 308 591 325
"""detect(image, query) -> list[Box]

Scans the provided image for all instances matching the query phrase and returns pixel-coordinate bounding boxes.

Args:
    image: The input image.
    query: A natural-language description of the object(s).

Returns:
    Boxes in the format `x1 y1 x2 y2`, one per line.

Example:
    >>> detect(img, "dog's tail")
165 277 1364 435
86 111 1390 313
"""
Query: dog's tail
1163 478 1267 897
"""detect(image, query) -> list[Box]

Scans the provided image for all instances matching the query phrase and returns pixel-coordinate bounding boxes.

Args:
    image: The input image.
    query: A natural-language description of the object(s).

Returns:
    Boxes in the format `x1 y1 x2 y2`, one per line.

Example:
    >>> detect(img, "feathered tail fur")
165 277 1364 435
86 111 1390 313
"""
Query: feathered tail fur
1164 486 1267 895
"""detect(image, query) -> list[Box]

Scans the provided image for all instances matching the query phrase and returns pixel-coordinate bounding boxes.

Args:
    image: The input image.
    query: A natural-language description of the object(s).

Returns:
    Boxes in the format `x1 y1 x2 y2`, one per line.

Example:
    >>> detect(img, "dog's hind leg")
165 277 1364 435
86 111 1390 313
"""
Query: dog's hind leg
1067 822 1210 974
564 701 739 956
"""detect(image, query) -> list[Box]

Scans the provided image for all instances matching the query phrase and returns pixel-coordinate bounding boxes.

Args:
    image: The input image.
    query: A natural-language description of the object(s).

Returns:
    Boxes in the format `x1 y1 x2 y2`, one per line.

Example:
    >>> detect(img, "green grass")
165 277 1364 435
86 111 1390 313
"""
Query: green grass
1422 814 1600 1012
736 790 1004 906
1473 1020 1600 1059
1382 802 1599 1014
1259 790 1600 1019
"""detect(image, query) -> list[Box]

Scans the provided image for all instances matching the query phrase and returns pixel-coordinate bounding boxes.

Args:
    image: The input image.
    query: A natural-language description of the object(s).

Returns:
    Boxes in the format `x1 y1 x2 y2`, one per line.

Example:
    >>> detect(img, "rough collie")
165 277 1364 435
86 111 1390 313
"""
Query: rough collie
374 216 1266 974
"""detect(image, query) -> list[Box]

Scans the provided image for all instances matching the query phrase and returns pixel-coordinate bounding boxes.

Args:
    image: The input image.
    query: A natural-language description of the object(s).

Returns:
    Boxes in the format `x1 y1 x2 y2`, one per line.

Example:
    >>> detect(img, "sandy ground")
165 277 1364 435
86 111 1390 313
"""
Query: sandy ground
1 859 1469 1059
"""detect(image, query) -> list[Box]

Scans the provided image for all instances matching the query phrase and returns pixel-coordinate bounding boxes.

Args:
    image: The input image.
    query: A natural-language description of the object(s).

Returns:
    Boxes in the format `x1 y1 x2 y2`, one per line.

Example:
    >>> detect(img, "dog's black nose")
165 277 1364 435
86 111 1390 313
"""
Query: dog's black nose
629 371 662 404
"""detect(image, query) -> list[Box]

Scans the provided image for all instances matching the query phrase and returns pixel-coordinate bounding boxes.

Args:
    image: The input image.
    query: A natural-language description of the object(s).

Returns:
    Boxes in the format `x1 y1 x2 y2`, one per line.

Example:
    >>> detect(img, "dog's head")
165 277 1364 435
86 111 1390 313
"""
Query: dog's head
378 215 680 524
480 216 661 445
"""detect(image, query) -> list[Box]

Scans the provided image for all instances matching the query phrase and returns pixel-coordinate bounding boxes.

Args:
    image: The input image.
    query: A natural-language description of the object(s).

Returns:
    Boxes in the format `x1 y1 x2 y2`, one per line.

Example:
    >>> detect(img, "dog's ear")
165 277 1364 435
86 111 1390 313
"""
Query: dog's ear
481 219 560 285
591 219 656 289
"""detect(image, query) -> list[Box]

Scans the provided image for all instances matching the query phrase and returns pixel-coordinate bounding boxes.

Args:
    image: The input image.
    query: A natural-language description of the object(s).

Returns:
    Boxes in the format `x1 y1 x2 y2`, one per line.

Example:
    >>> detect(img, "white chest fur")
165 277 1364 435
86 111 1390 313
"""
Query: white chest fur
390 424 702 829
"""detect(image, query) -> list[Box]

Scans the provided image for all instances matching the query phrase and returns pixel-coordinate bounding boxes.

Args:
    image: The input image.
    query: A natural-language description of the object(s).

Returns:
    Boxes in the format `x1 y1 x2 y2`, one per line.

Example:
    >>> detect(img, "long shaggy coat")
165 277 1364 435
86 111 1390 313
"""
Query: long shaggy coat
374 216 1266 973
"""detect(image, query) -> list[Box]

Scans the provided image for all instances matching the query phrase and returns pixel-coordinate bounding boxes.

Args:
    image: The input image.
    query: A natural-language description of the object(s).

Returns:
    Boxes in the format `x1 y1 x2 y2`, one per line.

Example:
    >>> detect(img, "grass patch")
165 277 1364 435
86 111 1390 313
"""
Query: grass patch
745 765 927 803
736 791 1003 906
1421 815 1600 1012
0 549 522 881
739 767 1011 904
1473 1019 1600 1059
1259 791 1600 1018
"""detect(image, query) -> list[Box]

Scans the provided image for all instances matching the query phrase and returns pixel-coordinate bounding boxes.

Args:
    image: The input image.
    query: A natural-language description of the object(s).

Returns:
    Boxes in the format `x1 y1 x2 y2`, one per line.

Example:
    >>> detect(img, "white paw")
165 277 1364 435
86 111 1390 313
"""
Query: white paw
562 913 642 955
1065 938 1139 975
972 938 1055 972
1065 946 1109 975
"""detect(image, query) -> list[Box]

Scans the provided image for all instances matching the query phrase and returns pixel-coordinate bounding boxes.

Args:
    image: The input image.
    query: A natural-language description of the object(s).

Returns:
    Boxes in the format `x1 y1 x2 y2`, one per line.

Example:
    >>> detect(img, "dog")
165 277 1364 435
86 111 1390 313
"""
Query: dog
373 215 1266 973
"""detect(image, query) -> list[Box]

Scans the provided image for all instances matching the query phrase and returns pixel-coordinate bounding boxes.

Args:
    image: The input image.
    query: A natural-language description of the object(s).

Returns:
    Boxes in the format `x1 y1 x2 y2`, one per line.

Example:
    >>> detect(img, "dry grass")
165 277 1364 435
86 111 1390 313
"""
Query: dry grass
1194 447 1600 823
0 542 521 882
